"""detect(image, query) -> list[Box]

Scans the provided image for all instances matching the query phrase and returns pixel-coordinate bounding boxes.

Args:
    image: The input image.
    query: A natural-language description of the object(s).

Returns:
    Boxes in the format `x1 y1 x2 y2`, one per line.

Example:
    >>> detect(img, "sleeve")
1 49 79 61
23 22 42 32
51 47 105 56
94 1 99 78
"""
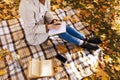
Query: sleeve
44 11 56 24
19 2 46 34
47 0 51 11
44 0 57 24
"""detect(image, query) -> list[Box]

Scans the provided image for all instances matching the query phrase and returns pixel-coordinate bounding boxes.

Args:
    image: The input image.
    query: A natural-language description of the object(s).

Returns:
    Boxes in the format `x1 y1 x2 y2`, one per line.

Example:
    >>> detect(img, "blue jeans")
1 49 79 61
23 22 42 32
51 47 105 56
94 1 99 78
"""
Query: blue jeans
57 25 85 45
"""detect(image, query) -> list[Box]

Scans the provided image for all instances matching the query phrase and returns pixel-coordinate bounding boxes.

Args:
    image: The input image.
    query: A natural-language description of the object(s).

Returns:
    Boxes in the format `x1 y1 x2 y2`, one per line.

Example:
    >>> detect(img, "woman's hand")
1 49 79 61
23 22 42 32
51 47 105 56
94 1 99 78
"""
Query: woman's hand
53 21 61 25
47 22 62 30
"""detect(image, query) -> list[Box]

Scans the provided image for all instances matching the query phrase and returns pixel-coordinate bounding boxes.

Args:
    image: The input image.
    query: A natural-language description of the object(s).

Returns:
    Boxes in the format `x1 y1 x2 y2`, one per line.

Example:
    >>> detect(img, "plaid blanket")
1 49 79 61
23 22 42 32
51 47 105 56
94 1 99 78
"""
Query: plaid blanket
0 6 103 80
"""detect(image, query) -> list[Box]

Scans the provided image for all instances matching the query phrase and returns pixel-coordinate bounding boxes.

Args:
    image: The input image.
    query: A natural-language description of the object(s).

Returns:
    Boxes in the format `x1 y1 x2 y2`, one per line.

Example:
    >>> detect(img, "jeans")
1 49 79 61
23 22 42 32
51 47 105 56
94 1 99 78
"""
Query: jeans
57 25 85 45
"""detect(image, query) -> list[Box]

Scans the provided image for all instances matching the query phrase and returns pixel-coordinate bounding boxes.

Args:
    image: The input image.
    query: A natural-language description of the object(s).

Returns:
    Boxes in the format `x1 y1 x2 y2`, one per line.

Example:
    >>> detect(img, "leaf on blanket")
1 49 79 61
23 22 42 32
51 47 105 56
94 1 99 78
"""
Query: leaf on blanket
54 66 63 73
71 46 83 53
56 44 68 54
70 17 79 23
0 49 11 61
63 16 71 21
90 62 99 72
10 7 18 16
64 63 70 68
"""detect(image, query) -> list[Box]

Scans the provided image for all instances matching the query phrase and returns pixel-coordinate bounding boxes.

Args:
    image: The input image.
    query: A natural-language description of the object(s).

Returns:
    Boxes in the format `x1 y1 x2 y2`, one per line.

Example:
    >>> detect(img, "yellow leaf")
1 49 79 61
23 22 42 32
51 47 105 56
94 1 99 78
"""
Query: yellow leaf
104 55 112 63
70 17 79 23
104 55 110 60
100 34 106 41
0 4 4 8
57 44 67 54
3 0 11 4
83 77 89 80
0 70 5 76
95 66 109 80
117 58 120 64
114 65 120 71
3 9 8 14
51 5 60 11
62 1 67 6
94 0 98 3
76 13 82 18
86 4 94 9
11 11 18 16
56 0 63 4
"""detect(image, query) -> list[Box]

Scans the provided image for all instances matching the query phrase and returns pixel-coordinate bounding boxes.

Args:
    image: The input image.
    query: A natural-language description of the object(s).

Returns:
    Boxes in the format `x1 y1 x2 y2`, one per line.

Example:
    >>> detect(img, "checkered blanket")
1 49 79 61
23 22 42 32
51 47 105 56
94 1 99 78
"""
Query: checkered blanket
0 6 103 80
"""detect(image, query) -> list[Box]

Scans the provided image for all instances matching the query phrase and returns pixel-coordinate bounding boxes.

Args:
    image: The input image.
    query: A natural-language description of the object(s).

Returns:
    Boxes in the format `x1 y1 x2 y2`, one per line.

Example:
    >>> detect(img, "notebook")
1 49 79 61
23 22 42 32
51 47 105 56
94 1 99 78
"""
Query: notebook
28 59 54 78
48 21 66 36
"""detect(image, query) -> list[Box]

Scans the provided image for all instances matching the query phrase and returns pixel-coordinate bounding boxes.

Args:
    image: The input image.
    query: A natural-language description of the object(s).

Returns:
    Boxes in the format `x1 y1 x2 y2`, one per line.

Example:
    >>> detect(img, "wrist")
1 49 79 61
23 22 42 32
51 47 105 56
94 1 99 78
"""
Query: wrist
46 24 49 32
50 19 58 24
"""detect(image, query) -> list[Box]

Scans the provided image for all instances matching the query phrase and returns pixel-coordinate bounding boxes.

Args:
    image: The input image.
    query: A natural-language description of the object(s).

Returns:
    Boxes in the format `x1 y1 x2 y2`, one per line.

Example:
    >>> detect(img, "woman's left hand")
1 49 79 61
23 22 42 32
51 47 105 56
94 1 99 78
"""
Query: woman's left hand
53 21 61 25
47 23 61 30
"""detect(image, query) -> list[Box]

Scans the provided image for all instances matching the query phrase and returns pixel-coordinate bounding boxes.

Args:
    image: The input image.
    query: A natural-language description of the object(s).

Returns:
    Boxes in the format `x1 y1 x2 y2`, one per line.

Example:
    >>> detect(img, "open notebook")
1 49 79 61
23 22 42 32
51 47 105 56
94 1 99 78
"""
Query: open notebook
28 59 54 78
48 21 66 36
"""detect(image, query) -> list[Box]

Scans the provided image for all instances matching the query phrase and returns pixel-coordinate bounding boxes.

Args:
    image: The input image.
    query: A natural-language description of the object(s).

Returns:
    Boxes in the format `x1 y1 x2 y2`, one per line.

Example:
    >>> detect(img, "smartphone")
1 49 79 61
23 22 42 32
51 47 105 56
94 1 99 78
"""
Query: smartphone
56 54 67 63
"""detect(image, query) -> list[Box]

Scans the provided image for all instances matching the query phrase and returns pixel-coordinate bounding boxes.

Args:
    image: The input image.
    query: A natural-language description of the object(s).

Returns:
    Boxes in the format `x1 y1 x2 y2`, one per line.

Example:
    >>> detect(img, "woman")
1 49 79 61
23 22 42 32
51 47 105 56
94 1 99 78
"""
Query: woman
19 0 99 51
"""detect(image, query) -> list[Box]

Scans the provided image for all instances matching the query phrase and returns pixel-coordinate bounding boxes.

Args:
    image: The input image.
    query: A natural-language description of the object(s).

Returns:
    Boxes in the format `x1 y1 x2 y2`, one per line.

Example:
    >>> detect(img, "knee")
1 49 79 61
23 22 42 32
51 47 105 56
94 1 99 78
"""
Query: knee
66 25 70 29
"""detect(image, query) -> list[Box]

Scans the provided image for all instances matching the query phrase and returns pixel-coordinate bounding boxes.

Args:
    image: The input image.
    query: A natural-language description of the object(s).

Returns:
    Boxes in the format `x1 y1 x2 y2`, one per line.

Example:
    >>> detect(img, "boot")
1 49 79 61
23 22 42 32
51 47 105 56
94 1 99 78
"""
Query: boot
86 37 102 44
81 41 99 51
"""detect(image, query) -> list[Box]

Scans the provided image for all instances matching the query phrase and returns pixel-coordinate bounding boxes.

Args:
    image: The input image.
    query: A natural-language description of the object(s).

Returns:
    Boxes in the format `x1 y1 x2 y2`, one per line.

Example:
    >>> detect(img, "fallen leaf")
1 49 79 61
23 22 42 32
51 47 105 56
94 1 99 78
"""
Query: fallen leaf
0 4 4 8
104 55 112 63
3 0 11 4
114 65 120 71
63 16 71 21
0 70 5 76
57 44 67 54
95 66 109 80
56 0 63 4
51 5 60 11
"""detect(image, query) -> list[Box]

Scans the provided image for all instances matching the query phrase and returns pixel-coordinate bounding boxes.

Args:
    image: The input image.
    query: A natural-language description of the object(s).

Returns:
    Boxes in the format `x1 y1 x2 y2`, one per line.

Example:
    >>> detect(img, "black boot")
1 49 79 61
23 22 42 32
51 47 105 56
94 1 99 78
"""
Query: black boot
86 37 102 44
81 41 99 51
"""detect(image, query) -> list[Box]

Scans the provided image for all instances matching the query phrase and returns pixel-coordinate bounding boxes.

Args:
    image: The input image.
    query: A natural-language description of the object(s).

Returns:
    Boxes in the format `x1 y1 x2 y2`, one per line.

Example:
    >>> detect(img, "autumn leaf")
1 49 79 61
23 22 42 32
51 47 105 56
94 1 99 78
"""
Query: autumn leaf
81 10 90 18
0 4 4 8
104 55 112 63
3 0 12 4
76 13 82 19
0 49 11 61
63 16 71 21
95 66 110 80
56 0 63 4
51 5 60 11
83 77 89 80
94 0 98 3
70 18 78 23
114 65 120 71
86 4 94 9
0 70 5 76
56 44 67 55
